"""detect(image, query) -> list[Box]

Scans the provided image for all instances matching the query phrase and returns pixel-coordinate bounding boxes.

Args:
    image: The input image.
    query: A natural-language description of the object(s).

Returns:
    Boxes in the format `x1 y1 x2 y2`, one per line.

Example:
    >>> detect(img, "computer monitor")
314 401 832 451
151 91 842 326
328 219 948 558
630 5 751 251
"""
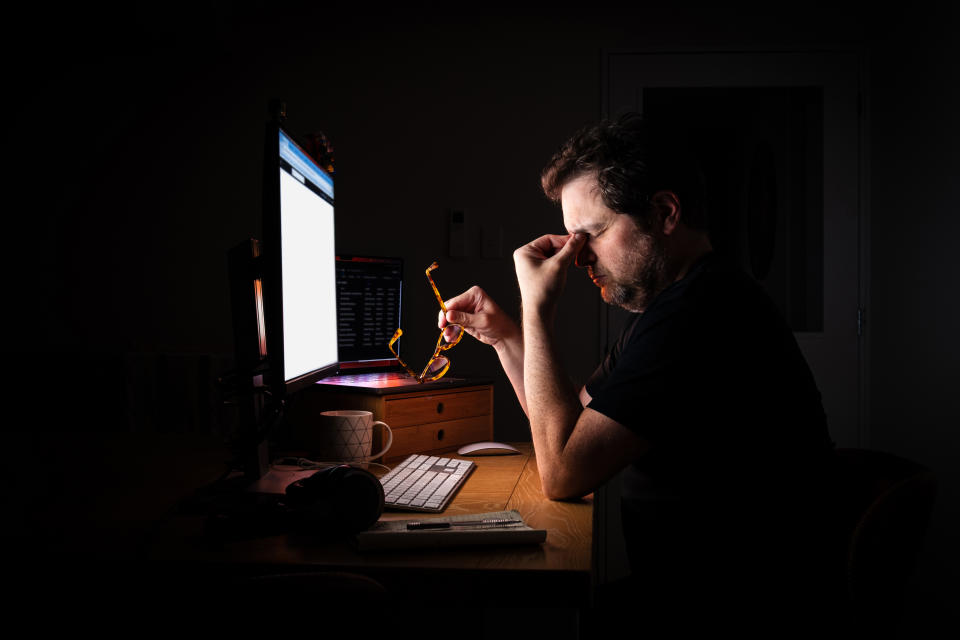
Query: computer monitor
261 116 339 400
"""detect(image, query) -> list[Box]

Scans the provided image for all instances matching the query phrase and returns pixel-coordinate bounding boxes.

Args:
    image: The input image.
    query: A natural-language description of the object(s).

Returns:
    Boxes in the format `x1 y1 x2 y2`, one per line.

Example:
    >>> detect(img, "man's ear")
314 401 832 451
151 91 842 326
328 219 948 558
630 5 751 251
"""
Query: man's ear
650 191 682 235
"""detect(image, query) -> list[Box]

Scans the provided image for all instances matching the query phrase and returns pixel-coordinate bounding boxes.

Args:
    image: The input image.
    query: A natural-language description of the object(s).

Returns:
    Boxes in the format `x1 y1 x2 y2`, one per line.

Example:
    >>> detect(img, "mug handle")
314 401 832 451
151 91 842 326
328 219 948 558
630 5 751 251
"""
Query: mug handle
367 421 393 461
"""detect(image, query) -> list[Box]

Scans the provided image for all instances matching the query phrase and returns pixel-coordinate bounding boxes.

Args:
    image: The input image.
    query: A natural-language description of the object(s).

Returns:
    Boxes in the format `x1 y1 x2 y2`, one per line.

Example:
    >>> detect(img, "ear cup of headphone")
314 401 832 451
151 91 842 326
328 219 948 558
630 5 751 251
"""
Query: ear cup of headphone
284 465 384 535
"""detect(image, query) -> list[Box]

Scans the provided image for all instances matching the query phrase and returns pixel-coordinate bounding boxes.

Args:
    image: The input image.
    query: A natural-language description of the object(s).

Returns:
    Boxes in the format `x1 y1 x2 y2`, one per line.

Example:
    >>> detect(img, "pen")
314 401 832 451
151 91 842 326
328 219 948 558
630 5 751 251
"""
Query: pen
406 519 523 530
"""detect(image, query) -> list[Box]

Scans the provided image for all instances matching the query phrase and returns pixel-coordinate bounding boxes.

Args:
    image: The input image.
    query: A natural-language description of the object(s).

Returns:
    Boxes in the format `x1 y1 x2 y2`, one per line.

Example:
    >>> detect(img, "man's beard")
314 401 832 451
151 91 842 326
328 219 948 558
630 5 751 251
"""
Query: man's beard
601 233 669 313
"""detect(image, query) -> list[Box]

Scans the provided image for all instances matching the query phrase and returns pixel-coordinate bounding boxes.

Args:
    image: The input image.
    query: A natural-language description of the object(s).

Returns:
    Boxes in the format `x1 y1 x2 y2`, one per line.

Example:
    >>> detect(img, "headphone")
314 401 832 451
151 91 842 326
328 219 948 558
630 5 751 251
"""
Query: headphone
282 464 385 535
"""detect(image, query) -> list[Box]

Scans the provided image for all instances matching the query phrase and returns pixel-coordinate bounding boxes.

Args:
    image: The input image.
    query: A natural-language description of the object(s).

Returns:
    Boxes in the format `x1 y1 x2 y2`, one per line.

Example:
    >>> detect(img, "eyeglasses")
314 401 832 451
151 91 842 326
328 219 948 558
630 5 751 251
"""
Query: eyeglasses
387 261 465 383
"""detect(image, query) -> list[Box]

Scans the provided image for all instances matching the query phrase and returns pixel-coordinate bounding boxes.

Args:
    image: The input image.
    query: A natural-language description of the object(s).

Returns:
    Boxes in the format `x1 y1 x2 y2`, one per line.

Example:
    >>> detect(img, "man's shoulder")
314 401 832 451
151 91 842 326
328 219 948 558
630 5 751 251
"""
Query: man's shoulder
688 252 761 294
632 253 740 325
622 252 788 355
677 253 781 321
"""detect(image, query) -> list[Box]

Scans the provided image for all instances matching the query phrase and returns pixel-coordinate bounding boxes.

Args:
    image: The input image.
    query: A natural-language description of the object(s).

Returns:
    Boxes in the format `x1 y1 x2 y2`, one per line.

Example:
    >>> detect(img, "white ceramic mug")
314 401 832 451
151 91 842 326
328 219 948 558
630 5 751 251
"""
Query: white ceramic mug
304 410 393 463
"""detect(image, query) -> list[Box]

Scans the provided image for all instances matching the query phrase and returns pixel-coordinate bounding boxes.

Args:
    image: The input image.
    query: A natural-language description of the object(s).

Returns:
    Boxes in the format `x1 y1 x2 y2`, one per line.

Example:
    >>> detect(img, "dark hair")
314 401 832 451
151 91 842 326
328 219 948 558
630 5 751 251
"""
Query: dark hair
540 112 707 231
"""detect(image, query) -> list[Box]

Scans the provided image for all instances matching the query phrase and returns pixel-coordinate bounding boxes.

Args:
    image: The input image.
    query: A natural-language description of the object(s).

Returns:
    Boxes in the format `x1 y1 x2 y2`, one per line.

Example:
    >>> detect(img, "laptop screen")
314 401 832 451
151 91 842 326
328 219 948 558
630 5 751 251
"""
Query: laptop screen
335 255 404 371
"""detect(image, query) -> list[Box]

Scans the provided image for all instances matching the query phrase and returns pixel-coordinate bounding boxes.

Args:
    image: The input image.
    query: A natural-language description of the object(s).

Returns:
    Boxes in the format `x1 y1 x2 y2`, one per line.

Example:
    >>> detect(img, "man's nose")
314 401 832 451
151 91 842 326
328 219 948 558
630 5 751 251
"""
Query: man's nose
575 242 595 268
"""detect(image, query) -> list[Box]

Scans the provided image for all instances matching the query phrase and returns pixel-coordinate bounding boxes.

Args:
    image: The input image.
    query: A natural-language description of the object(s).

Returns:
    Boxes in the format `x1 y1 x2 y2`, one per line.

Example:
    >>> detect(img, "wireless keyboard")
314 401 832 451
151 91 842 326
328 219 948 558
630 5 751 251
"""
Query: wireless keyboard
379 454 476 512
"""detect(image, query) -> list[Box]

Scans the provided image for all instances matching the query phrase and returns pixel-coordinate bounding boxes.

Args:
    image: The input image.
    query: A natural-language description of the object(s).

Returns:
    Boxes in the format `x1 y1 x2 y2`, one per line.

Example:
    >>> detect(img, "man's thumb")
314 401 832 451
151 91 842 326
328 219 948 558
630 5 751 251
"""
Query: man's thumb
556 233 586 264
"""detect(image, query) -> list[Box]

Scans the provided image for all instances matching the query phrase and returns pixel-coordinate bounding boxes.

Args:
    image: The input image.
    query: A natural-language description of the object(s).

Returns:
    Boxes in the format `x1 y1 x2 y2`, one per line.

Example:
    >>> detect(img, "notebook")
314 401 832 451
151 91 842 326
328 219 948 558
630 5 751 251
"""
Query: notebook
314 255 469 392
353 510 547 551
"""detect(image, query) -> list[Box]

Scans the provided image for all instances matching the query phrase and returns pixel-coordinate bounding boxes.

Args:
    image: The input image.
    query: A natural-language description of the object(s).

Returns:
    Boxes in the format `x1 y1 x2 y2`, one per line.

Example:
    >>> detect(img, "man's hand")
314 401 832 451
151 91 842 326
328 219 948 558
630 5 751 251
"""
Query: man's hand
513 233 586 318
438 286 520 351
439 286 527 415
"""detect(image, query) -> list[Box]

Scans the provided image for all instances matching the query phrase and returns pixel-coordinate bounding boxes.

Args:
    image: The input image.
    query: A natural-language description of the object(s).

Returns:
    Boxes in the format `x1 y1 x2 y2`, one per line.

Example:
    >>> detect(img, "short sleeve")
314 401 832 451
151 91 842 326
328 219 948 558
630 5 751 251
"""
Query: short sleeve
584 314 639 400
585 310 696 442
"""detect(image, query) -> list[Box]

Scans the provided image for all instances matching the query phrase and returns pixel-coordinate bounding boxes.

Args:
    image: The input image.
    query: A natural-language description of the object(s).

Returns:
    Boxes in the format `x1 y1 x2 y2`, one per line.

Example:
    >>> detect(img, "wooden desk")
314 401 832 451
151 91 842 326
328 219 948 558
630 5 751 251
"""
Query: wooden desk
144 443 594 608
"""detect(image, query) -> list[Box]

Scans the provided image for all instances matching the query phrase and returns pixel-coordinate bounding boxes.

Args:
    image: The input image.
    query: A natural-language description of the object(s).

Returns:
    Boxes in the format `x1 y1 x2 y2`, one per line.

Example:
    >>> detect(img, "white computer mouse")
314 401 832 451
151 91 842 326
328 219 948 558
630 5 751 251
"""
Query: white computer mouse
457 441 521 456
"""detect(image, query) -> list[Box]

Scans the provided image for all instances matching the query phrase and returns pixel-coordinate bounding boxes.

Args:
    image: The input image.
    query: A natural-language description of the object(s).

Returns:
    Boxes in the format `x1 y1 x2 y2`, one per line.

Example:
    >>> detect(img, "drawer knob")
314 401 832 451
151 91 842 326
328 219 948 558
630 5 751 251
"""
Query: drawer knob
436 402 444 414
437 429 445 441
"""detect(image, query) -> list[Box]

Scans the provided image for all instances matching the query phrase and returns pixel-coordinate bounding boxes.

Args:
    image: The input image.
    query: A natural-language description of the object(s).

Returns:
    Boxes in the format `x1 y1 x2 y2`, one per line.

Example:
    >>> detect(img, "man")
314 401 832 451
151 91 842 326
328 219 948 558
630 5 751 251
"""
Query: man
440 114 840 628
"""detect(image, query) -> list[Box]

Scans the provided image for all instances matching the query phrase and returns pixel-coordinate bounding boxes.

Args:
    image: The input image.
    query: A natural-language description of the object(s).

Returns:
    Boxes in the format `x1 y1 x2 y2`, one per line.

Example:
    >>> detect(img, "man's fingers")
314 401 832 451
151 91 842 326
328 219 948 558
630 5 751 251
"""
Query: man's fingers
555 233 586 263
438 308 467 328
519 233 584 265
440 309 480 342
445 309 474 327
526 233 570 258
438 287 487 330
443 286 483 312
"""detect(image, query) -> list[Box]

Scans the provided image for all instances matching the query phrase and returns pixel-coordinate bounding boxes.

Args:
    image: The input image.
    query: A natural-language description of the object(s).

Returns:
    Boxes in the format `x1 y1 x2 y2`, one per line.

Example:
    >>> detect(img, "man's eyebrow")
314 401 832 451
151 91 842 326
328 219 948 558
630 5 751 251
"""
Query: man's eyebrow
567 222 604 235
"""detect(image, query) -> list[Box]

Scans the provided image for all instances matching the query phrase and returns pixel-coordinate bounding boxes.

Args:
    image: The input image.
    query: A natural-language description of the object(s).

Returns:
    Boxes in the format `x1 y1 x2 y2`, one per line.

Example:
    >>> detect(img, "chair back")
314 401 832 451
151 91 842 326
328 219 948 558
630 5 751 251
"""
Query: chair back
833 448 937 632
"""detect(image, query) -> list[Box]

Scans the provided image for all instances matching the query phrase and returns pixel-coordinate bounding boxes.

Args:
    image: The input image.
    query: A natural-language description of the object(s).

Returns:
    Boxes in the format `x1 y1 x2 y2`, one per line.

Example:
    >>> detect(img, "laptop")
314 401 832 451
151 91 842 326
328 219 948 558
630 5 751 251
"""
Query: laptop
314 255 472 393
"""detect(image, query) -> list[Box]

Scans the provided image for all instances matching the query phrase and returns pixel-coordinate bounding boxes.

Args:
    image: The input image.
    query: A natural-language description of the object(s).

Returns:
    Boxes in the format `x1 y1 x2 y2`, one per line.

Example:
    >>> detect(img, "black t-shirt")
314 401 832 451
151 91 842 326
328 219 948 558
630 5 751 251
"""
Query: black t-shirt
585 252 837 586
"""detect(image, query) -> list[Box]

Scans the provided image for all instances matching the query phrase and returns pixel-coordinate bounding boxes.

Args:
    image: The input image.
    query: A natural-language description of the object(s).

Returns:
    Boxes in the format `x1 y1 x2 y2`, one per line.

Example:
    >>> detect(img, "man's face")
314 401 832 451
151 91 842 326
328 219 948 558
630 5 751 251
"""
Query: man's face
561 174 668 313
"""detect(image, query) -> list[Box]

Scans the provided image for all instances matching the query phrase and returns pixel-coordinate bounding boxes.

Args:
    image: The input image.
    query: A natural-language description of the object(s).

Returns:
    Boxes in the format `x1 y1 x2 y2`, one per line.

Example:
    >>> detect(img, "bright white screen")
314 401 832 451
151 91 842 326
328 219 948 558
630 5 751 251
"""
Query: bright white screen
279 168 338 383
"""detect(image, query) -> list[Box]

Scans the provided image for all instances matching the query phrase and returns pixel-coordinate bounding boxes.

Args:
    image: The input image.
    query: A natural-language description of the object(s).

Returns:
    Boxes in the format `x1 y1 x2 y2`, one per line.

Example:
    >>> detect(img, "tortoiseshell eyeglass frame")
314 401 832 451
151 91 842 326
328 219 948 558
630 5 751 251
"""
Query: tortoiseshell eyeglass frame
387 262 464 383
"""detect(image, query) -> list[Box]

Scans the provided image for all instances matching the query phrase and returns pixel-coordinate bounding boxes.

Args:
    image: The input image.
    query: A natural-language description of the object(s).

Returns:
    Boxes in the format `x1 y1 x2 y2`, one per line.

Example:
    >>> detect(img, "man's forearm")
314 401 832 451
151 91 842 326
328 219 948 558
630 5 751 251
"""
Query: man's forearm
522 310 582 495
494 332 528 416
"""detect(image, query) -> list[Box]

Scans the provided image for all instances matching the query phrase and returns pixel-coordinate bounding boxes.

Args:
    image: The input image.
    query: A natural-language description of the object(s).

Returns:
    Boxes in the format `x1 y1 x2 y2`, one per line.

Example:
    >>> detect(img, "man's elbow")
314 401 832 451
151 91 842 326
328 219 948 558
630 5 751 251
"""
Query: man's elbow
540 474 584 501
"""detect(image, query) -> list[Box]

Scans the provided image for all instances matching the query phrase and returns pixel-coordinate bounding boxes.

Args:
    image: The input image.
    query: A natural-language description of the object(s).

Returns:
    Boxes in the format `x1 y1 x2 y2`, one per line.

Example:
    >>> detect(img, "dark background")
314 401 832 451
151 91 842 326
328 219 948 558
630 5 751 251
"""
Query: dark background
5 2 957 631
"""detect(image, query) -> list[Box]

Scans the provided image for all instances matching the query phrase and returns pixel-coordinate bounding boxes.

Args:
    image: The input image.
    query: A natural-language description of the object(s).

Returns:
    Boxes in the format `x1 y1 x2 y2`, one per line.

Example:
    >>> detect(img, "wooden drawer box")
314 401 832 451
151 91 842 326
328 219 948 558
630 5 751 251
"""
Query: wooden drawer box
291 383 494 462
385 388 491 427
385 415 492 461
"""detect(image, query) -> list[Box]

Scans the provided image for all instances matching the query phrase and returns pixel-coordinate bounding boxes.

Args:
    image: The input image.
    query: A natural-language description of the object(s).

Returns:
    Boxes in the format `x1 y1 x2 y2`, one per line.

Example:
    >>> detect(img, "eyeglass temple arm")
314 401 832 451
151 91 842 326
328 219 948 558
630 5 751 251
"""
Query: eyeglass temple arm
425 262 448 313
388 328 420 379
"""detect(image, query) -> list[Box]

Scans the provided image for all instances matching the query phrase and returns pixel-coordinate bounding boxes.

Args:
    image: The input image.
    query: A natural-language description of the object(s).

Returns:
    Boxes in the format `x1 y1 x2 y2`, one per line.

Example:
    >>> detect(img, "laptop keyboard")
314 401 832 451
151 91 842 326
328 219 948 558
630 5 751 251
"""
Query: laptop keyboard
318 372 421 387
339 372 408 382
380 454 476 512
